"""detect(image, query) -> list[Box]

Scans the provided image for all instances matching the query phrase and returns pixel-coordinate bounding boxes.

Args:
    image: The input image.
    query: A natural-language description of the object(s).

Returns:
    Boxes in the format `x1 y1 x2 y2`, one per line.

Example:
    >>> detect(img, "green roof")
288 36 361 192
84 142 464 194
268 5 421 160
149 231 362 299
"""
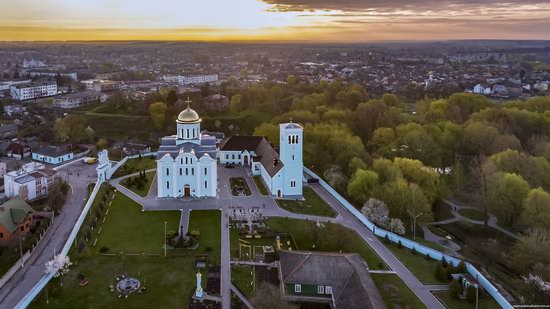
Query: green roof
0 197 33 233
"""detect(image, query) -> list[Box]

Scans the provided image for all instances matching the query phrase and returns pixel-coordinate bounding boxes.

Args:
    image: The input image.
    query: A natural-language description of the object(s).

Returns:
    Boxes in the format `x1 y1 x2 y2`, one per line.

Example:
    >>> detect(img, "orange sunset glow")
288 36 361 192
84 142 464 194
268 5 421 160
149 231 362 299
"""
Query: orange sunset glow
1 0 550 41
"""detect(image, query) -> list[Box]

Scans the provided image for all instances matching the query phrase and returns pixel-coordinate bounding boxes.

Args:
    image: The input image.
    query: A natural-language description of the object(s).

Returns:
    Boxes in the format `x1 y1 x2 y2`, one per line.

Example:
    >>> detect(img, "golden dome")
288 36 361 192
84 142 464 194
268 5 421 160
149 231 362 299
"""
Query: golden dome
177 107 200 123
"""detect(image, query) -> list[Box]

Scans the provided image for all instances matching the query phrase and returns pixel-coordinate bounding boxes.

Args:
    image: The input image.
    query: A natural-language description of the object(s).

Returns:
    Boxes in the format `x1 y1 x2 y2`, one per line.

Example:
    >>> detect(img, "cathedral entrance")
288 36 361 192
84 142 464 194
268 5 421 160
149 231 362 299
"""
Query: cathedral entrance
243 155 249 166
184 185 191 197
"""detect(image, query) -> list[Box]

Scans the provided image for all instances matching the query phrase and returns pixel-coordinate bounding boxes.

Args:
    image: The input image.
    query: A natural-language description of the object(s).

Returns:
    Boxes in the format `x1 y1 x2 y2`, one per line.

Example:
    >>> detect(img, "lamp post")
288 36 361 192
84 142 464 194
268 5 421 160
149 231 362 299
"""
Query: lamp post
163 221 167 257
407 210 423 240
19 236 24 268
476 285 479 309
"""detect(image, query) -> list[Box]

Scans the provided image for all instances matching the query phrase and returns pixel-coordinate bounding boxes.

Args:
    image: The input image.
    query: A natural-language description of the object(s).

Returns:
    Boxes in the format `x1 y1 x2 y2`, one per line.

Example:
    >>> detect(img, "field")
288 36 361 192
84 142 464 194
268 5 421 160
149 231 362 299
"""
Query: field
112 157 157 178
275 186 338 218
458 208 488 222
30 191 221 308
121 172 156 197
252 176 269 195
372 274 426 309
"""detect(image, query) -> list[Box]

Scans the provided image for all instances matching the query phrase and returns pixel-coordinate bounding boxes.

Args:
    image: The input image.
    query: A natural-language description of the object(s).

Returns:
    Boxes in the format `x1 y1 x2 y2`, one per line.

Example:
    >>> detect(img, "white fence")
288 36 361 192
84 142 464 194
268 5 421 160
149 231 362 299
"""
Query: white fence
303 167 513 309
15 180 103 309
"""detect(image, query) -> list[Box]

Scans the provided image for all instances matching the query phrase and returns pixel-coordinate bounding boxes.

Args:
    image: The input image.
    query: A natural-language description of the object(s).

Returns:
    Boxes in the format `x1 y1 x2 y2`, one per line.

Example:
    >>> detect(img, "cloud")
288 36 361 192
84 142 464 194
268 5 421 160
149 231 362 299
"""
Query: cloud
262 0 550 13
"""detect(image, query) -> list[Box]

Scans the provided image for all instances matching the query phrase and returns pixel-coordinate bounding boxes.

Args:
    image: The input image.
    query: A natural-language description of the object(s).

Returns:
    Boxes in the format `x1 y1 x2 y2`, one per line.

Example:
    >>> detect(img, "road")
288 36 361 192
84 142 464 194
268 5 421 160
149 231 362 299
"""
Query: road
0 162 97 309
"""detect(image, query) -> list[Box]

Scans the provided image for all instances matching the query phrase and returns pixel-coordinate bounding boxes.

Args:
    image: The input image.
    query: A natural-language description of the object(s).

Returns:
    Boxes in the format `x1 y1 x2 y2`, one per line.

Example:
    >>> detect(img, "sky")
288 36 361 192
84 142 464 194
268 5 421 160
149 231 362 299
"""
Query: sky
1 0 550 41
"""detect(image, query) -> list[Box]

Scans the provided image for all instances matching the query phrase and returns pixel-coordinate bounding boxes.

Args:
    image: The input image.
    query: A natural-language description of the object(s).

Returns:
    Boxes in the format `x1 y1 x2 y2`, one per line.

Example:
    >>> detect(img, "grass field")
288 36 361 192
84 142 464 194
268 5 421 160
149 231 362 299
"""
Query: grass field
458 208 488 222
384 242 447 285
252 176 269 195
276 187 337 218
94 192 179 254
372 274 426 309
30 191 221 308
434 291 501 309
112 157 157 178
266 217 387 270
231 265 254 297
188 210 222 264
121 172 156 197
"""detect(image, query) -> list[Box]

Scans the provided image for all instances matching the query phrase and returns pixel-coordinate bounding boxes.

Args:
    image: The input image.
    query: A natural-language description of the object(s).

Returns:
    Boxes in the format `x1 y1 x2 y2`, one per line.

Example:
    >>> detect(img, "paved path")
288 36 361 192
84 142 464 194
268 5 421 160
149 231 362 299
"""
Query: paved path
443 200 520 240
220 212 230 309
230 260 278 267
0 162 97 308
180 209 190 234
230 283 254 309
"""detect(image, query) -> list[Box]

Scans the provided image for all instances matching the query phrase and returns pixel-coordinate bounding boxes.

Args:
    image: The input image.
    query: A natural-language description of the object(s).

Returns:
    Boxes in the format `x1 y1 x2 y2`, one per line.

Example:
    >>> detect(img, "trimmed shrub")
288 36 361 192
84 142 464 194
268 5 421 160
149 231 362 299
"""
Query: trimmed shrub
449 279 461 299
434 261 447 282
457 260 467 273
411 247 417 255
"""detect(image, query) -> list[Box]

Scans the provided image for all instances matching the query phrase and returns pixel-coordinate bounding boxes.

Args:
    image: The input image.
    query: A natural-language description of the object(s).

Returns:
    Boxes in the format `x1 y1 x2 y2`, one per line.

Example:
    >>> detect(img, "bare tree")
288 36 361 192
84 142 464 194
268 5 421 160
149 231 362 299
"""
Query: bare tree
471 155 496 226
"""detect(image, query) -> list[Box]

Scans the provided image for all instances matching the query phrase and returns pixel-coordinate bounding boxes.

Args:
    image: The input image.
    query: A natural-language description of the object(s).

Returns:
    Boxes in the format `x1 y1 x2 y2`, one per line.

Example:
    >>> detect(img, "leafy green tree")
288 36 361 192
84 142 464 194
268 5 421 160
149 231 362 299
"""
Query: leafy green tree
487 172 530 227
382 93 400 107
148 101 167 130
347 169 379 205
230 94 242 113
286 75 297 86
166 89 178 106
521 188 550 230
54 115 91 143
348 157 367 176
253 123 279 146
434 261 448 282
509 228 550 274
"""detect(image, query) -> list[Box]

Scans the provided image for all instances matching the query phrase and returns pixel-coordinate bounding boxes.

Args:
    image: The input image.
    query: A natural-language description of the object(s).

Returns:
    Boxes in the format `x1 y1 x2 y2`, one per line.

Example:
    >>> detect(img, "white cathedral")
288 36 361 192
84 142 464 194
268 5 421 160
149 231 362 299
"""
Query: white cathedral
156 103 303 199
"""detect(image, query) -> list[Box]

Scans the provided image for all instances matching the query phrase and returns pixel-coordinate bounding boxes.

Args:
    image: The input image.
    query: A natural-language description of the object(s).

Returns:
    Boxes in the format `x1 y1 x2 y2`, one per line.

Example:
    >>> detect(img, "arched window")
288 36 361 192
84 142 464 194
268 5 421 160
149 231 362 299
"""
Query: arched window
185 168 189 175
185 157 188 164
288 135 291 144
295 135 299 144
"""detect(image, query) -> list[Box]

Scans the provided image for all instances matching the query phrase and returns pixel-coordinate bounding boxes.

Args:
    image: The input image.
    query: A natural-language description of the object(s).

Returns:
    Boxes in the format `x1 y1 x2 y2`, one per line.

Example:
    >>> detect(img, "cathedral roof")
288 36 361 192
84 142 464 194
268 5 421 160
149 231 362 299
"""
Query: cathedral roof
177 107 200 123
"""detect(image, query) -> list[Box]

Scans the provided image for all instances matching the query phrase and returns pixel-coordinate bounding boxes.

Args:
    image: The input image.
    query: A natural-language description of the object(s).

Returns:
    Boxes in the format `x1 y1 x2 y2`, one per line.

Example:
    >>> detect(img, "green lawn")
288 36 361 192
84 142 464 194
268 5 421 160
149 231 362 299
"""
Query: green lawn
433 201 454 222
231 265 254 297
112 157 157 178
276 187 337 218
188 210 222 264
30 255 197 309
253 176 269 195
434 291 501 309
458 208 488 222
384 242 446 285
372 274 426 309
266 217 387 270
230 177 252 196
30 189 221 308
94 192 180 254
121 172 156 197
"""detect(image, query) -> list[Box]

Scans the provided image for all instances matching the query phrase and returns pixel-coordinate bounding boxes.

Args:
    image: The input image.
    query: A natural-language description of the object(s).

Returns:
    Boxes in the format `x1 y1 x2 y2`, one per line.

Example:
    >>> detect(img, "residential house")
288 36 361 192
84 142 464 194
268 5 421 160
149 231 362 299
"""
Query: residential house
4 162 58 201
278 250 386 308
0 196 34 244
3 142 31 160
54 90 107 109
473 84 491 95
32 146 74 165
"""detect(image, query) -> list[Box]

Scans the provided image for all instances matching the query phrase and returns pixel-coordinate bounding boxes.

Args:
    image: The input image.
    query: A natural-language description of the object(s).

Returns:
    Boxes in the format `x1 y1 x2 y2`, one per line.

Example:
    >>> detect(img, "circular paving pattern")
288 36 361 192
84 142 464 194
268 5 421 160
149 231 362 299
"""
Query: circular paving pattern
116 277 141 295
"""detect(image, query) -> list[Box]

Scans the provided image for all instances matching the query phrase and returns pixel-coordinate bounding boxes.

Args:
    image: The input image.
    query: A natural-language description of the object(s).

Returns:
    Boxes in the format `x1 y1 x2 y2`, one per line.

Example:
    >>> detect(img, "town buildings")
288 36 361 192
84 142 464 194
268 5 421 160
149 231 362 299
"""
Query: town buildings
9 79 57 101
53 90 107 109
32 146 74 165
4 162 58 201
162 74 218 85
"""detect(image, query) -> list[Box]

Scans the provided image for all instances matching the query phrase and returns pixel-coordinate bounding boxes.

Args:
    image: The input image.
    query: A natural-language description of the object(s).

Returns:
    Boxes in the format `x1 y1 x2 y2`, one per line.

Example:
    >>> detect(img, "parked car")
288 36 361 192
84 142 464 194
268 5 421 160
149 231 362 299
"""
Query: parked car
225 163 235 168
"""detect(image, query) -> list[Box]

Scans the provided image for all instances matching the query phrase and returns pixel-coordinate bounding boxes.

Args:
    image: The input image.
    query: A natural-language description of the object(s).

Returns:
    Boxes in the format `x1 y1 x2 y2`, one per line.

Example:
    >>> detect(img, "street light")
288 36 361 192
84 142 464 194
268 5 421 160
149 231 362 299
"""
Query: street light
163 221 167 257
407 210 423 240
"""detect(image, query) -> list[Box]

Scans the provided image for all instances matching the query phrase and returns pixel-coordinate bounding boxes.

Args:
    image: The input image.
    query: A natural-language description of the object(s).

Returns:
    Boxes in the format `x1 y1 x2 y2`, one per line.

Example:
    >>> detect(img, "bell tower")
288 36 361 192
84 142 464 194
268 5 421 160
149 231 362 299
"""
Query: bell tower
279 122 303 196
